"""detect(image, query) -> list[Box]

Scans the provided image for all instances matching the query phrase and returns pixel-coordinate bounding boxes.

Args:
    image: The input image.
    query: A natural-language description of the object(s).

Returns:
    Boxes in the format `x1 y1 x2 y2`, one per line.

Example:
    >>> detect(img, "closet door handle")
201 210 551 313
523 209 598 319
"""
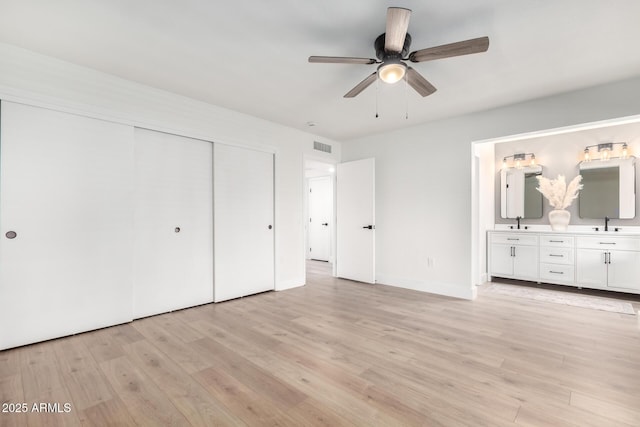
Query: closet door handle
5 231 17 239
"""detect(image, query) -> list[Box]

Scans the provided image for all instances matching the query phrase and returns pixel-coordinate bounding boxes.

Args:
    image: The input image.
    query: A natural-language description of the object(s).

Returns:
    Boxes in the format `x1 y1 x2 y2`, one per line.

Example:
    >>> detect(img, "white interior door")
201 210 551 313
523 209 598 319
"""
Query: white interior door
337 158 375 283
133 128 213 318
0 101 134 350
214 143 274 302
308 176 332 262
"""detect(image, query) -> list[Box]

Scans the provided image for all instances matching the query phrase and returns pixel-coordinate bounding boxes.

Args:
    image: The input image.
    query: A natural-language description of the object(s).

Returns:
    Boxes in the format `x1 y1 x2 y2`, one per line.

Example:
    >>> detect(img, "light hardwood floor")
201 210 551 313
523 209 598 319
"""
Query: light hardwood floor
1 261 639 426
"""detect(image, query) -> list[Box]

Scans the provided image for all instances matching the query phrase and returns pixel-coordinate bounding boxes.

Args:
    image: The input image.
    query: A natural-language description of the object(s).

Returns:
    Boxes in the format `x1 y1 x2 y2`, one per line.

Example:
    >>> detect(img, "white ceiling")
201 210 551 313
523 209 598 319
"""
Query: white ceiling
1 0 639 141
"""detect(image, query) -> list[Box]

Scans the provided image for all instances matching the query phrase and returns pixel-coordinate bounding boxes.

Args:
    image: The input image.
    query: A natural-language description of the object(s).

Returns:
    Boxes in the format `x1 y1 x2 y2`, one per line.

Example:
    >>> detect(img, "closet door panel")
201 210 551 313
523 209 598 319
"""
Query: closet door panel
0 101 134 350
133 128 213 318
214 144 274 302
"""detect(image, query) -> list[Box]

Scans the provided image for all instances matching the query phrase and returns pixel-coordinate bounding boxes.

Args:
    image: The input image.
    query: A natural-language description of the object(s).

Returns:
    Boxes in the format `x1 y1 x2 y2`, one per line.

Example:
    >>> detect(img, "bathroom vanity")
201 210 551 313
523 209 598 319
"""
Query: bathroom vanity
488 230 640 294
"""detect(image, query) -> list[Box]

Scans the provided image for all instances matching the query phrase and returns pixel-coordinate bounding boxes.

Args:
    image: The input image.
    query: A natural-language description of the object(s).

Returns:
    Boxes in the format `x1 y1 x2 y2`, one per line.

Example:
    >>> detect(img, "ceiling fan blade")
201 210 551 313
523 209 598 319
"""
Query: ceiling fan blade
344 72 378 98
309 56 377 65
385 7 412 53
406 67 437 97
408 36 490 63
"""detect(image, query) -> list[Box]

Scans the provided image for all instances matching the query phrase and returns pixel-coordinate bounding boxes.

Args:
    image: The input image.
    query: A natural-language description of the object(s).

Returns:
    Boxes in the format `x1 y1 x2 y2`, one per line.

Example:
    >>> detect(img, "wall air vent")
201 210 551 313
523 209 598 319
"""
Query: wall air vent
313 141 332 153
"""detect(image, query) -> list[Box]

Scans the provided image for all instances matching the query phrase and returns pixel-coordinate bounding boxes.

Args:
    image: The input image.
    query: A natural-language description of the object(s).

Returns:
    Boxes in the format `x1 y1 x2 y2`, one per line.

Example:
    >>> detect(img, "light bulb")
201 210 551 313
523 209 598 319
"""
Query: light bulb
530 156 536 166
378 62 407 84
502 159 508 168
584 150 590 162
515 159 521 168
601 149 610 161
622 144 628 159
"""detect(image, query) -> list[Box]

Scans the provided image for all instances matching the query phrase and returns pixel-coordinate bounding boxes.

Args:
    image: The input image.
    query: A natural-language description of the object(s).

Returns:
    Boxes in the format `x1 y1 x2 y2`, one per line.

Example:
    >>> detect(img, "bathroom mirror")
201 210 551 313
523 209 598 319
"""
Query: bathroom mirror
579 158 636 219
500 165 543 219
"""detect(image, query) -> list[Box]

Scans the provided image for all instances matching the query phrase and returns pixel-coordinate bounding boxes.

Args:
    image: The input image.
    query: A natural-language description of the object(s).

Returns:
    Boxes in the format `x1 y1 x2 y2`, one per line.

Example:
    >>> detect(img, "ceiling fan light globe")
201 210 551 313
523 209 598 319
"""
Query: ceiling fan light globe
378 62 406 84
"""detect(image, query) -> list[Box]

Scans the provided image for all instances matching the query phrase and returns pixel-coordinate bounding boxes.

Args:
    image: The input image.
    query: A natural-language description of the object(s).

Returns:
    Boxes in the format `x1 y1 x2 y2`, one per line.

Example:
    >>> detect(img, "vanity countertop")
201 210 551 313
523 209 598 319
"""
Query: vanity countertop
491 226 640 236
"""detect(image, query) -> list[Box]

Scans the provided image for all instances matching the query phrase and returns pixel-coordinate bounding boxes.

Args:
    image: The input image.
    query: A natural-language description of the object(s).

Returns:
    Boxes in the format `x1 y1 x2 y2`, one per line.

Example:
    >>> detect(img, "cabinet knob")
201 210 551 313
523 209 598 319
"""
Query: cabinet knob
5 231 17 239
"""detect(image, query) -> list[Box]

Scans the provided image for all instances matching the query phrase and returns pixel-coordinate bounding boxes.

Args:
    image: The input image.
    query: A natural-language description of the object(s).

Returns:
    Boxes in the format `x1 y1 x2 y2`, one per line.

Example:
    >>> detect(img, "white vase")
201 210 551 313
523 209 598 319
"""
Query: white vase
549 209 570 231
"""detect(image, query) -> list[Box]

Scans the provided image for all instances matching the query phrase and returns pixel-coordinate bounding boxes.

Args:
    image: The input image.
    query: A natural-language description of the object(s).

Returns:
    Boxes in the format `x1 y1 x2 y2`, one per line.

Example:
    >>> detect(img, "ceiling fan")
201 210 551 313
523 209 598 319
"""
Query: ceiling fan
308 7 490 98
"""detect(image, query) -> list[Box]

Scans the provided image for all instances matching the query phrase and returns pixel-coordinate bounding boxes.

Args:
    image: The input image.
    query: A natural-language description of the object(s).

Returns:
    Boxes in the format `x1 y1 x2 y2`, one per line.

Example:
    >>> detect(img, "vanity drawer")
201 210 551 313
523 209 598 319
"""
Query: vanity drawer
540 247 574 264
539 263 575 283
490 233 538 246
540 234 574 248
576 236 640 251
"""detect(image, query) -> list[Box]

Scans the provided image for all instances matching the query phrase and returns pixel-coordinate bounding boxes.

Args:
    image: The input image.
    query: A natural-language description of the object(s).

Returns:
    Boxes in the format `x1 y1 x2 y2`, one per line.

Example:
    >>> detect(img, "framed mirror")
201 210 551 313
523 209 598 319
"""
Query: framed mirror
579 158 635 219
500 165 543 219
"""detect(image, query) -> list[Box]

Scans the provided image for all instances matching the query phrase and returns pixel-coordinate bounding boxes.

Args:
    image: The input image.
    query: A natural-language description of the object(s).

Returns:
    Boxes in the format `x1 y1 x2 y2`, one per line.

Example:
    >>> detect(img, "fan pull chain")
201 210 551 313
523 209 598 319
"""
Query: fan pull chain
375 77 379 118
405 73 409 120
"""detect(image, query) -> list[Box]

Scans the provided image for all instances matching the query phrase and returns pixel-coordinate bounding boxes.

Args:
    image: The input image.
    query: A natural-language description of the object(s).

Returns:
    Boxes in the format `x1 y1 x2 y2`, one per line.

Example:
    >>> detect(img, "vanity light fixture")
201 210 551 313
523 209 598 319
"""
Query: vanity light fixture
582 142 630 162
502 152 536 169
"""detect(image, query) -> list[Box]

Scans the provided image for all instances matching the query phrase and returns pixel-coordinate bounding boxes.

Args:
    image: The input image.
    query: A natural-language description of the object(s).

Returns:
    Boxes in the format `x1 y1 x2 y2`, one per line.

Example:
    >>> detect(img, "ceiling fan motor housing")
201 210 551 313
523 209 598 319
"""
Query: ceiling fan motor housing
375 32 412 60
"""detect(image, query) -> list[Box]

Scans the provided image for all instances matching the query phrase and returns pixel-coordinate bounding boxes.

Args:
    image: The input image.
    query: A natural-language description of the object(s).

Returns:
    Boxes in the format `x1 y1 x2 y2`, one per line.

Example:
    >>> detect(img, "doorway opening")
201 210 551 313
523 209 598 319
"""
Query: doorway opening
304 158 336 281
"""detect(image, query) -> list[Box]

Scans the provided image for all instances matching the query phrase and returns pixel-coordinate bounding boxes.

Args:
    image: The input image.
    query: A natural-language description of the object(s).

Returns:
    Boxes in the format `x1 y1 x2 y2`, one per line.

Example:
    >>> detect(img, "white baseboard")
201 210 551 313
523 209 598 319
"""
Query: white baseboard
376 274 476 300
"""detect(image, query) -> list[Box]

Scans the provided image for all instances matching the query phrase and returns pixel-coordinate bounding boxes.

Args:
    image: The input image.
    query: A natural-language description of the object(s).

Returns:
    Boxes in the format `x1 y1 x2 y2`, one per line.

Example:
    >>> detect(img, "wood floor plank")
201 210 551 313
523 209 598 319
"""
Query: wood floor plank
19 340 82 427
192 336 308 410
570 390 640 426
123 339 243 426
132 317 214 374
98 355 190 426
193 367 298 426
78 397 137 427
0 374 27 427
0 347 22 380
52 336 114 410
284 398 353 427
81 327 127 364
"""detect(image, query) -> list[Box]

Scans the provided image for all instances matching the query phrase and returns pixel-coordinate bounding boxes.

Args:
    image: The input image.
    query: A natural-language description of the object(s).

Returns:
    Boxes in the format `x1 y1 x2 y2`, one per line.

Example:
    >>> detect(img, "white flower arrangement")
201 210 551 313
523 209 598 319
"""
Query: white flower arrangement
536 174 583 210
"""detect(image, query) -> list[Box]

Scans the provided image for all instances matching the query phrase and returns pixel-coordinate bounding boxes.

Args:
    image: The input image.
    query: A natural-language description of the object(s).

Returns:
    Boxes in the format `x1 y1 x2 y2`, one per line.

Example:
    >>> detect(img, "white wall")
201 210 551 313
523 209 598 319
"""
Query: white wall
0 42 341 292
342 75 640 299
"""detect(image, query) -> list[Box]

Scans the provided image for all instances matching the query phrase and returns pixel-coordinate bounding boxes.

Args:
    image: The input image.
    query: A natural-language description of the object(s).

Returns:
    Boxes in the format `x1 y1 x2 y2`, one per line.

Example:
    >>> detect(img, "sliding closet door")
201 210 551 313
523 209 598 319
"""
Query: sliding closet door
0 101 134 350
214 143 274 302
133 128 213 318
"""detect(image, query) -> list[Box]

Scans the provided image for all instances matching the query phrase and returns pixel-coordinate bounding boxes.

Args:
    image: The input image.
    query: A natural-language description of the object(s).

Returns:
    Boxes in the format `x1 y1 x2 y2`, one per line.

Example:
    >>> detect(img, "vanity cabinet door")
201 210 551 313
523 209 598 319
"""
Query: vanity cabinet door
608 250 640 291
512 244 538 280
576 249 608 288
490 244 514 277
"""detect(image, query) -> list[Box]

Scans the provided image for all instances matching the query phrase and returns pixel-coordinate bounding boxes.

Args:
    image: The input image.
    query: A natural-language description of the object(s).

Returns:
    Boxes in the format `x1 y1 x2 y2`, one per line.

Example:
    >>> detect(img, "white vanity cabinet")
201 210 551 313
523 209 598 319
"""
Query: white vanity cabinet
489 230 640 295
576 236 640 292
489 232 539 280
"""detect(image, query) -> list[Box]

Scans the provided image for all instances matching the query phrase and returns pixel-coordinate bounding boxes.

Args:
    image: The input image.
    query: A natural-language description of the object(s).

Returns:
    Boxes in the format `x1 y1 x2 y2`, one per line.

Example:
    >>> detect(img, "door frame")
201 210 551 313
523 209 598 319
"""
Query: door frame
303 155 338 279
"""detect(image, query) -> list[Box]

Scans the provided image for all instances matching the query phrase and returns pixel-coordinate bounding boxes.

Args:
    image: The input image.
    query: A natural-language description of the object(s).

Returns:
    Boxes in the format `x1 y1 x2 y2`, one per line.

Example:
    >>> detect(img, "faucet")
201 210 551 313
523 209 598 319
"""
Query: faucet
604 216 610 232
516 216 521 230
